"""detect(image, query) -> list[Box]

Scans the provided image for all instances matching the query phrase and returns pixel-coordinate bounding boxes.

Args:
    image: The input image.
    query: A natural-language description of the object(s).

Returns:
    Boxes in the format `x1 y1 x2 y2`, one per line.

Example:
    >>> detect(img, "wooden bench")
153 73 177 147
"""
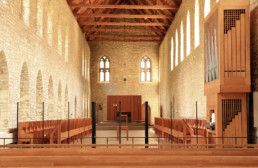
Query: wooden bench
18 119 92 144
0 148 258 167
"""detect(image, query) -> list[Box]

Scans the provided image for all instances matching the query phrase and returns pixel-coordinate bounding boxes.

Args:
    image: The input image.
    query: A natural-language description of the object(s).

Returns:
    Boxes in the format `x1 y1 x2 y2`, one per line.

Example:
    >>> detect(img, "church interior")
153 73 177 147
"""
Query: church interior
0 0 258 167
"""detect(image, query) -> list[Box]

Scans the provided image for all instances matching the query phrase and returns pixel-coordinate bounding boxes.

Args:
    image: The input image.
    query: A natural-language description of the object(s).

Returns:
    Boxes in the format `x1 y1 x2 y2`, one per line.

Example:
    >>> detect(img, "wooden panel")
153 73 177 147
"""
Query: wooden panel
238 112 243 144
107 95 142 121
240 14 246 77
227 30 232 77
224 34 228 77
236 20 241 77
241 96 248 144
231 27 236 77
232 119 236 144
235 114 239 144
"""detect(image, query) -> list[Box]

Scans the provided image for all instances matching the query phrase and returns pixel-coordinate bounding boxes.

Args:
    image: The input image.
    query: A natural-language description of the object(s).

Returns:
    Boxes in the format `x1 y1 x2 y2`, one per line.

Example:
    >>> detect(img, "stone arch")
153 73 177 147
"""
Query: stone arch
74 96 77 118
64 85 68 119
57 81 62 119
20 62 30 121
36 70 43 121
0 51 9 128
47 76 54 120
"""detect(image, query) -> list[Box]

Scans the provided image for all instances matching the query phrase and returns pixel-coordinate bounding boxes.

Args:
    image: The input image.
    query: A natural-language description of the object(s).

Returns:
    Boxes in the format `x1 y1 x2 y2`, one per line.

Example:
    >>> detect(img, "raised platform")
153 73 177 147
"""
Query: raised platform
96 121 152 130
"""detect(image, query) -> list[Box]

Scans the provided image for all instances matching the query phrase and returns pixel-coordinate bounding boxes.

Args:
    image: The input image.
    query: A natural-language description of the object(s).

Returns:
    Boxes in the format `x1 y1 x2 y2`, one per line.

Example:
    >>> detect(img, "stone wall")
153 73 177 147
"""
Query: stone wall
159 0 211 119
159 0 258 123
0 0 91 130
90 42 159 124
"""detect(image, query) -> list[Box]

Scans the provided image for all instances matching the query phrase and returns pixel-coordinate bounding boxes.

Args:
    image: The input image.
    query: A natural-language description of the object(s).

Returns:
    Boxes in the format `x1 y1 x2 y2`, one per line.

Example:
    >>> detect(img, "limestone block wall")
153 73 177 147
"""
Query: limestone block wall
159 0 257 121
0 0 91 130
159 0 221 119
90 42 159 124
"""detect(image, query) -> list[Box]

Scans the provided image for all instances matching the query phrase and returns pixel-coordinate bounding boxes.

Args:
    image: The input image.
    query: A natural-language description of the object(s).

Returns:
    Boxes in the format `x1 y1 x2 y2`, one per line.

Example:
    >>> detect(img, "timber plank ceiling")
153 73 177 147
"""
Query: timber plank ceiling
66 0 182 43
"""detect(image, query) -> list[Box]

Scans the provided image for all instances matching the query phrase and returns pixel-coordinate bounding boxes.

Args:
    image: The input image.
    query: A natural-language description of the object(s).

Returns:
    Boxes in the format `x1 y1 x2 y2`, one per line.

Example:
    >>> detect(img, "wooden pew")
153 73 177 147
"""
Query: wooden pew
154 118 206 144
18 118 92 144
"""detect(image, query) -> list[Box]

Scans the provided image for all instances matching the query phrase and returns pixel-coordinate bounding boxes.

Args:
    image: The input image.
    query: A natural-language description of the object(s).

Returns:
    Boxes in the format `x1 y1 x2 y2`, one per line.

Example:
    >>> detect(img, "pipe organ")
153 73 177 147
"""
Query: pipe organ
204 0 250 144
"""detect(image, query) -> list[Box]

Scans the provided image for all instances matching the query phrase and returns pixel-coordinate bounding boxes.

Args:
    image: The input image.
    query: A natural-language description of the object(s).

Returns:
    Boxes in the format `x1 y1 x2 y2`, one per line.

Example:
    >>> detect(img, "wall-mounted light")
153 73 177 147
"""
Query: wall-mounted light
124 76 127 82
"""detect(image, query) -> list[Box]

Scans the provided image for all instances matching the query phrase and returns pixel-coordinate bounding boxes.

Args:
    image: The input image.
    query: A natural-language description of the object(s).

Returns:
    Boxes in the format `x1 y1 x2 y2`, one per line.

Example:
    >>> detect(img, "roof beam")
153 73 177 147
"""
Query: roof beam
129 0 165 36
88 39 162 43
81 21 170 26
84 28 166 33
86 34 163 39
77 13 172 19
70 4 177 10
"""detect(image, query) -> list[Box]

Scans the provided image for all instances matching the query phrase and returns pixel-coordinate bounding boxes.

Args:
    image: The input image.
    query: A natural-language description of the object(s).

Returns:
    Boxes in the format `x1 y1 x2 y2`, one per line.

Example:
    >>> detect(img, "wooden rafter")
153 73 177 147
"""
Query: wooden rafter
84 28 166 33
88 39 162 43
86 34 163 39
70 4 177 10
76 14 173 19
85 0 122 40
129 0 165 36
81 21 170 26
66 0 181 42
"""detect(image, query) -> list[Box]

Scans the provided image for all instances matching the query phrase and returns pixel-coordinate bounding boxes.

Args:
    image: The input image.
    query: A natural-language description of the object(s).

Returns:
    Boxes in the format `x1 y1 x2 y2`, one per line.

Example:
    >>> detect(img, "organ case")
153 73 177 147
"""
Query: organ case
204 0 250 144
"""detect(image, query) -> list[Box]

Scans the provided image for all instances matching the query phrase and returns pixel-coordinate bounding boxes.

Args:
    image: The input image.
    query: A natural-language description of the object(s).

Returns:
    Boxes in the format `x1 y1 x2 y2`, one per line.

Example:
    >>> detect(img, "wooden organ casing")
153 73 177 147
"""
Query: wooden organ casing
204 0 250 144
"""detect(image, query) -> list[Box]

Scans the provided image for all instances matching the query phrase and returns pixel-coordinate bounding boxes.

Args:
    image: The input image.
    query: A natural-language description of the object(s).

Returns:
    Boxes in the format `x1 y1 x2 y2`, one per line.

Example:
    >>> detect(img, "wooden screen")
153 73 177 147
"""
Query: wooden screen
107 95 141 121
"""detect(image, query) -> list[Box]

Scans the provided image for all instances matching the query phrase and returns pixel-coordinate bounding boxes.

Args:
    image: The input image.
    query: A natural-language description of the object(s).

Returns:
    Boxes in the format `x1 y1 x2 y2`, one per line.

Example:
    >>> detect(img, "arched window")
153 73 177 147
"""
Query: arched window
195 0 200 48
36 0 43 37
47 0 54 46
204 0 210 18
186 11 191 56
175 29 179 66
65 25 69 61
180 21 184 62
99 56 110 82
140 56 151 82
82 48 84 76
171 37 174 71
1 0 7 4
57 13 62 55
84 51 88 80
21 0 30 26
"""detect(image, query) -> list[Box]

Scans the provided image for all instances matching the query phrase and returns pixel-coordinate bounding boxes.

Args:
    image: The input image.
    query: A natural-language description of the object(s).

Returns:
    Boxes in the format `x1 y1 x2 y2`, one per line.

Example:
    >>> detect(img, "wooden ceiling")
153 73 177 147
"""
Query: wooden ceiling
66 0 182 43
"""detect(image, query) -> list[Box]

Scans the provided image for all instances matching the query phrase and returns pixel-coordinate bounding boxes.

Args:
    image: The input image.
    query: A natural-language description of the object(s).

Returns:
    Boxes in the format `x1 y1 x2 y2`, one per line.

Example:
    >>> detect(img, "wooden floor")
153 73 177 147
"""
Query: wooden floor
0 148 258 167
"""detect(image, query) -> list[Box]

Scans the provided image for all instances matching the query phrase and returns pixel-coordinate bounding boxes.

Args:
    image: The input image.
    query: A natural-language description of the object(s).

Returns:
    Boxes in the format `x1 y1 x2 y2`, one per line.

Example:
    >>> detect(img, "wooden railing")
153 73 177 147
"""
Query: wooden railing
0 145 258 167
154 118 206 144
18 118 92 144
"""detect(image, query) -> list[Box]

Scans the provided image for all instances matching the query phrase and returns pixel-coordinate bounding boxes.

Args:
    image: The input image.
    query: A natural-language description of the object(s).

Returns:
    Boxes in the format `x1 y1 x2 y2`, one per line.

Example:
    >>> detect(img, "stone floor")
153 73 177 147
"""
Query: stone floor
78 128 169 148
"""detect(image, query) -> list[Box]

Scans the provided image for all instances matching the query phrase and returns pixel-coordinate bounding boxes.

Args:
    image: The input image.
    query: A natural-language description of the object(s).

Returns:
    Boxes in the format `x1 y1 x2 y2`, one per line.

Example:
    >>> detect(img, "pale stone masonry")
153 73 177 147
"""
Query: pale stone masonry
90 42 159 124
159 0 207 119
0 0 91 130
159 0 258 120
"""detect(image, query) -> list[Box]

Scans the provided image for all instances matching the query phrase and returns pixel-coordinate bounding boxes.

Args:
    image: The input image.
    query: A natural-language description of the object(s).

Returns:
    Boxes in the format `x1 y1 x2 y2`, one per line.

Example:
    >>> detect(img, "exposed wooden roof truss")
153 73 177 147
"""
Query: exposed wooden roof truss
66 0 182 43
